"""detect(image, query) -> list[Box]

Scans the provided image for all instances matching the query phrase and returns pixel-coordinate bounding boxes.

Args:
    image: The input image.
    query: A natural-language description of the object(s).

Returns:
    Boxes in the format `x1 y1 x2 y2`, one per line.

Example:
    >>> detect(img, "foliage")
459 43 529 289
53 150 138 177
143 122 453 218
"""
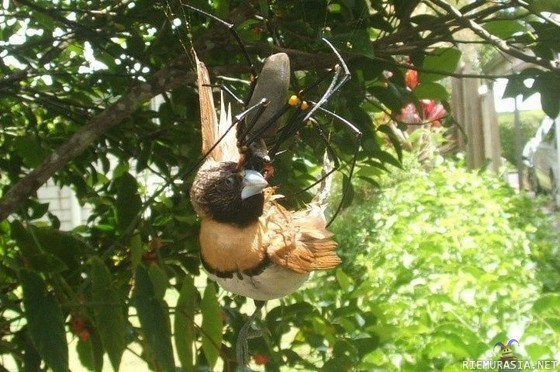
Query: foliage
325 155 560 370
0 0 560 370
498 110 546 166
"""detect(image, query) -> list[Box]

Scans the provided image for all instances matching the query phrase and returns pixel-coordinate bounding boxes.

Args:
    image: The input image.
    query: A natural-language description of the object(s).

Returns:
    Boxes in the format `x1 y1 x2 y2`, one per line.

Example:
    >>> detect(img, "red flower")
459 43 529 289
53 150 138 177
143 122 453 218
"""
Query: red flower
78 329 91 342
396 100 446 127
405 69 418 90
421 100 446 127
253 354 269 365
72 317 91 341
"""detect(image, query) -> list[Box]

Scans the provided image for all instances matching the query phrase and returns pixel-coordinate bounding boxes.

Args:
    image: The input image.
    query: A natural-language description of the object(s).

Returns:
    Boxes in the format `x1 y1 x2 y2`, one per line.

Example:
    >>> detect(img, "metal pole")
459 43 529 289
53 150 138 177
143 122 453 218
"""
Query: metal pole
554 114 560 205
514 95 523 190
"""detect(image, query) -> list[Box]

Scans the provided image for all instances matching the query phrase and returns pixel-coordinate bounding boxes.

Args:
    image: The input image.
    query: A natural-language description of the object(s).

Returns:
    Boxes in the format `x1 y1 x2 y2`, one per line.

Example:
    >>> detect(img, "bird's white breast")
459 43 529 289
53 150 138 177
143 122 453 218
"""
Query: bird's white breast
207 265 310 301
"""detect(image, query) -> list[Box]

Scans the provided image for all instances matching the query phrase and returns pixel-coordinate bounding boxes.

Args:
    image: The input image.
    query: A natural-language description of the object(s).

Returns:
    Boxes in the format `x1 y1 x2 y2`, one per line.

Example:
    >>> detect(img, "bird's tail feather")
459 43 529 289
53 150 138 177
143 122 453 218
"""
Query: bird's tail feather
313 149 334 206
194 49 239 163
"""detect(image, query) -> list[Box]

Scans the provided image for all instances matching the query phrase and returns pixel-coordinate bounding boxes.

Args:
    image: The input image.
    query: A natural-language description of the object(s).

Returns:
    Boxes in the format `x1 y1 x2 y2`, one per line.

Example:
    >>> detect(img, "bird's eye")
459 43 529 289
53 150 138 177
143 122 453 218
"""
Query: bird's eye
225 176 235 186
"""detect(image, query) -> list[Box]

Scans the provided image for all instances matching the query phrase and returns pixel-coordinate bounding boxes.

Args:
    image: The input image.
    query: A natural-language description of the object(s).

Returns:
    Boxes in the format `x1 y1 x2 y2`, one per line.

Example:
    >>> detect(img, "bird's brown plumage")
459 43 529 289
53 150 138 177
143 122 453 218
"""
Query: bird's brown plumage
199 188 340 277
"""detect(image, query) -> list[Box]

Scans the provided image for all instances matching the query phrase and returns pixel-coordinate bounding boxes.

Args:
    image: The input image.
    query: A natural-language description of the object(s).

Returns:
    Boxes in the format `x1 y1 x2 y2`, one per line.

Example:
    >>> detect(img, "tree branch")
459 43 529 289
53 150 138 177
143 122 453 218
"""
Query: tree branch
428 0 560 72
0 56 194 221
0 2 259 222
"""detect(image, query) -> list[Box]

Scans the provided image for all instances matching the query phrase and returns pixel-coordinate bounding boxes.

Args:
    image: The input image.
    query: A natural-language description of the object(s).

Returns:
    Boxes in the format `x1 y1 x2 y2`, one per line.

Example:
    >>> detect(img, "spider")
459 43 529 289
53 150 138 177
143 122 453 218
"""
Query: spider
178 2 363 226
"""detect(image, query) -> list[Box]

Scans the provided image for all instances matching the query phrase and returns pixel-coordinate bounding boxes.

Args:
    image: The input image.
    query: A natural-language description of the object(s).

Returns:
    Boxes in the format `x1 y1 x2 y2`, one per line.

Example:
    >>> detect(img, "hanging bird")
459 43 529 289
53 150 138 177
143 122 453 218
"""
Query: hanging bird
189 50 340 365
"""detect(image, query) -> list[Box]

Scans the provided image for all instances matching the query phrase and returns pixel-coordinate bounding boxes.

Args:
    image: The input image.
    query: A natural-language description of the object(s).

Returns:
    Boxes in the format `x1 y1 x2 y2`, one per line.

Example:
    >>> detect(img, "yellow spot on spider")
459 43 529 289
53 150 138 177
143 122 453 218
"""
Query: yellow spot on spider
288 95 300 107
300 101 310 110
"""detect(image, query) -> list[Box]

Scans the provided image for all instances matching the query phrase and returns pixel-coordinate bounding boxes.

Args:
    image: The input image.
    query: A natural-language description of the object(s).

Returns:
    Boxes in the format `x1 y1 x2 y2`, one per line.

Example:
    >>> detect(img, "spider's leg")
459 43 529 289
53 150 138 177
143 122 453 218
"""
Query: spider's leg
182 3 256 83
216 83 246 106
303 38 351 121
310 104 362 226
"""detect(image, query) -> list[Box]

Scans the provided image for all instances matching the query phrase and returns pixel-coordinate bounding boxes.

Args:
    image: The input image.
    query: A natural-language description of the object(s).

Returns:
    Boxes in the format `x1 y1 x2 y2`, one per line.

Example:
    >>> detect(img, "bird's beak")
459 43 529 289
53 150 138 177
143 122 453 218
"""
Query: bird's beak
241 170 268 200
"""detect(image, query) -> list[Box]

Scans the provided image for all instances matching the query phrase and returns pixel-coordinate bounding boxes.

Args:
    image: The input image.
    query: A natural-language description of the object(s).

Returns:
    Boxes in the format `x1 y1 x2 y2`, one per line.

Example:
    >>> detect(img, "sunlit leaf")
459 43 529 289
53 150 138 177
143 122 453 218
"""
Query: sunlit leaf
91 257 126 371
76 330 104 372
174 276 197 370
20 270 68 372
148 263 168 301
414 82 449 101
532 293 560 315
200 283 222 367
482 20 525 39
420 48 461 83
134 265 175 371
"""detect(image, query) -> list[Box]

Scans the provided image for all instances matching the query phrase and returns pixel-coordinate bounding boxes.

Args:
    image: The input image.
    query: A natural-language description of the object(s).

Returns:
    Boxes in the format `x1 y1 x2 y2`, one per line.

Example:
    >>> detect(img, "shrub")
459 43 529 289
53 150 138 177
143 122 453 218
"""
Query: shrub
498 110 545 166
289 155 560 370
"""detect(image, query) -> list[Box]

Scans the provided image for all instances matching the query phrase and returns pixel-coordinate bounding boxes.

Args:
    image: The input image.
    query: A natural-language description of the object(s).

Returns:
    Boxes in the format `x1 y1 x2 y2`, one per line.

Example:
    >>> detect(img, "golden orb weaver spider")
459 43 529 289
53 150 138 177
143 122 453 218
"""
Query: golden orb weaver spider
167 2 363 227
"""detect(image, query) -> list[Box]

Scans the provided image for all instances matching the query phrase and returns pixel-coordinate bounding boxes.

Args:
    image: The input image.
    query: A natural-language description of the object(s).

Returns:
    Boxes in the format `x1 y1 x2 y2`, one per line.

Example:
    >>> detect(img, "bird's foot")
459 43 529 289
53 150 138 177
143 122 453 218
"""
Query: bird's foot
235 301 265 369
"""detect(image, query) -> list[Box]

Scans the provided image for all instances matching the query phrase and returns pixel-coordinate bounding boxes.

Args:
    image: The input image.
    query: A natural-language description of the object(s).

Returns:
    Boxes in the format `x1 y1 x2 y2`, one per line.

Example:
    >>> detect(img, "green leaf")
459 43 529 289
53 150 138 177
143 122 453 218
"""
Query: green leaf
20 270 68 372
13 136 46 168
115 172 142 233
200 284 222 368
540 90 560 119
529 0 560 13
329 29 375 59
534 73 560 118
174 276 197 370
420 48 462 83
10 222 68 273
525 343 551 360
90 257 126 371
354 336 380 357
502 78 527 99
76 329 104 372
148 263 168 301
532 293 560 315
340 174 355 210
323 355 354 371
31 227 91 274
130 232 144 269
414 82 449 101
482 20 525 39
26 199 49 220
134 265 175 371
12 329 42 371
336 268 353 291
368 83 408 113
352 30 375 59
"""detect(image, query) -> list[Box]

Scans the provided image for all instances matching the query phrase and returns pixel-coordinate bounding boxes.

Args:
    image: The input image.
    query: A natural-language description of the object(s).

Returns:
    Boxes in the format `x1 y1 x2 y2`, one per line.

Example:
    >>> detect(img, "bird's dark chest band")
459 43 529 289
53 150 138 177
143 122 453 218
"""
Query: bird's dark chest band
201 254 272 279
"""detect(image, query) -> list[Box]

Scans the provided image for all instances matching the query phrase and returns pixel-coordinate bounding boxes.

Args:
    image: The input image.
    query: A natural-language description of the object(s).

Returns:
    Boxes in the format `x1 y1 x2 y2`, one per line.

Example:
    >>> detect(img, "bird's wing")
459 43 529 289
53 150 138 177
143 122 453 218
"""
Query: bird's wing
194 49 239 163
263 191 340 273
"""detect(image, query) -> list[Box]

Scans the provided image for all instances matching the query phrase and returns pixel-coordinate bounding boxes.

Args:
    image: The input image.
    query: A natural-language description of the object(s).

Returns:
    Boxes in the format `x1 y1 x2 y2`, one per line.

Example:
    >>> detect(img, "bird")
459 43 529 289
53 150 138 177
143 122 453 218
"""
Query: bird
189 49 341 366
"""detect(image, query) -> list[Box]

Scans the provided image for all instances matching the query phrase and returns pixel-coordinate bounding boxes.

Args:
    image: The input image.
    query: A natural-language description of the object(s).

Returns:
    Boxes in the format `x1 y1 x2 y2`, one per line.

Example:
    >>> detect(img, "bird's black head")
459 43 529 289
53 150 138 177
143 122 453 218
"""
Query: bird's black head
190 162 268 227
